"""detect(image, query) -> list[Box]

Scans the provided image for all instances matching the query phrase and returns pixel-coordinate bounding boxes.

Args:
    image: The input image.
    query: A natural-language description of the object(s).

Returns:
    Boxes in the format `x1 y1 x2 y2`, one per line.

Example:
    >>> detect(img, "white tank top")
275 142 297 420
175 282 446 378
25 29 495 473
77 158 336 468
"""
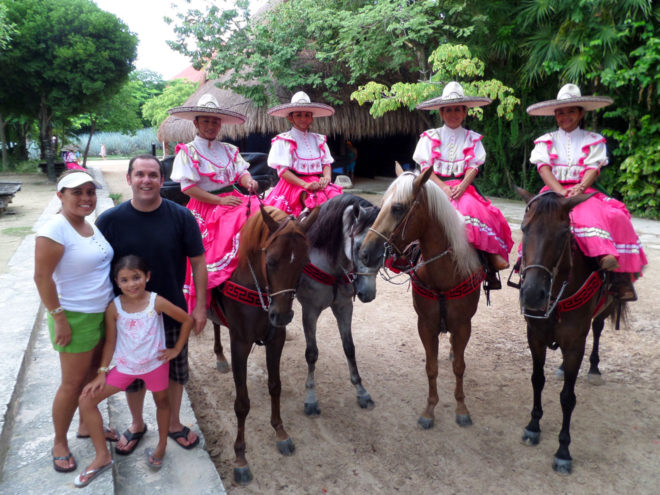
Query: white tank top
113 292 166 375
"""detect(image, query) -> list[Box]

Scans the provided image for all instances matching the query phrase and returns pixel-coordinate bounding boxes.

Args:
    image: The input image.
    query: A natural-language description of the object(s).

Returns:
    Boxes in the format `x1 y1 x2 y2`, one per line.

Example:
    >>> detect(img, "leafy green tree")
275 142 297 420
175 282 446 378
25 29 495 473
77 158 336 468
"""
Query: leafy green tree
0 3 16 169
142 79 198 127
0 0 137 181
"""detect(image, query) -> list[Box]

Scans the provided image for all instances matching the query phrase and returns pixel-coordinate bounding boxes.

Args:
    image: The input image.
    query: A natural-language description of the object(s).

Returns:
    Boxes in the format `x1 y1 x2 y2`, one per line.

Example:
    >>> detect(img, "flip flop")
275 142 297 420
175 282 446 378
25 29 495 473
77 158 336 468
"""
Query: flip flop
145 447 164 471
76 427 119 442
167 426 199 450
52 450 77 473
114 425 147 455
73 460 114 488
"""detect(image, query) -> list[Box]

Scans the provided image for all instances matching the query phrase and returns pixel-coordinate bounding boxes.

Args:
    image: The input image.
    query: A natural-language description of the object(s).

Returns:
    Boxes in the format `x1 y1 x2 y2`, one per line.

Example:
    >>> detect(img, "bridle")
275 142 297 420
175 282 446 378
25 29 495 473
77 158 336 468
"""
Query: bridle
519 192 572 319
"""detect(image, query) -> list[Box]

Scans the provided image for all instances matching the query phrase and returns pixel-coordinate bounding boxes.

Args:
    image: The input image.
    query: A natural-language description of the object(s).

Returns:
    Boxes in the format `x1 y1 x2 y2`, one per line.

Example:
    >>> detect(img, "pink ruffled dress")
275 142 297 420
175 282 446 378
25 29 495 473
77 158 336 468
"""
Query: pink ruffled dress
264 127 342 216
530 128 647 274
412 126 514 259
171 136 261 310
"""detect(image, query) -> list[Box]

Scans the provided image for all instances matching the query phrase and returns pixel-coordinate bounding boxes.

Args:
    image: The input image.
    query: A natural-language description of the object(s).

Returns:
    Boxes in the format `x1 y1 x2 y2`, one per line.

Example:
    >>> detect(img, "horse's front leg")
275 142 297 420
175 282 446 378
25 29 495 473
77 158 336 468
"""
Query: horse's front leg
553 347 585 475
587 317 605 385
331 295 374 410
415 313 439 430
449 322 472 426
522 325 547 447
212 322 230 373
266 326 295 456
230 336 253 485
301 301 323 416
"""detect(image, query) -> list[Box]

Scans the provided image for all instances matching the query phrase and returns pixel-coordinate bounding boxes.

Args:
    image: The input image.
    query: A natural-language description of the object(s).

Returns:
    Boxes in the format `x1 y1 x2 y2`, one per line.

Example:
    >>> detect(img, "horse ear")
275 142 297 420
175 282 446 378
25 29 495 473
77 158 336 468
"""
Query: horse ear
260 205 280 234
565 192 595 212
516 186 535 204
299 206 320 233
412 167 433 196
351 200 360 220
395 161 404 176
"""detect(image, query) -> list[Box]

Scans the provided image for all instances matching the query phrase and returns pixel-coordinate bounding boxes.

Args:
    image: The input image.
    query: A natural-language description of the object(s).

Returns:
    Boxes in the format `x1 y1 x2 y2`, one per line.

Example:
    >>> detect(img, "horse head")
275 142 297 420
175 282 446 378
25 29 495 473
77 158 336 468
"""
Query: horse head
254 205 316 327
359 167 434 268
517 188 592 314
343 199 381 302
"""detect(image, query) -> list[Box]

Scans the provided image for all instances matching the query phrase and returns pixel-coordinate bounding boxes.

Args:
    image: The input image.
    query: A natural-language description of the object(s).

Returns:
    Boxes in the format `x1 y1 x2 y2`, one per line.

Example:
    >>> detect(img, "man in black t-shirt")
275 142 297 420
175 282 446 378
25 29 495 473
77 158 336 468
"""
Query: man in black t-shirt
97 155 207 453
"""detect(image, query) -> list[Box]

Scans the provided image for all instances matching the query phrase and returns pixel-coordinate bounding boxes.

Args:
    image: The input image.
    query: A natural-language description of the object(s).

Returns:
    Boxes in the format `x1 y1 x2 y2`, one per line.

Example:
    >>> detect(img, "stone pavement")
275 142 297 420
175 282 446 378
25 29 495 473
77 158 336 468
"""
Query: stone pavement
0 168 224 494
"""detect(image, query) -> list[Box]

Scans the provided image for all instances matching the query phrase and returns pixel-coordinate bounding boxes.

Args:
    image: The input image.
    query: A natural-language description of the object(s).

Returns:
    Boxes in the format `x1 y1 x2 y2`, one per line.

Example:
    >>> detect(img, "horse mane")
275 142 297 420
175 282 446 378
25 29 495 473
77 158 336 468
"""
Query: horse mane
237 206 290 268
386 173 480 276
306 194 378 266
525 191 563 222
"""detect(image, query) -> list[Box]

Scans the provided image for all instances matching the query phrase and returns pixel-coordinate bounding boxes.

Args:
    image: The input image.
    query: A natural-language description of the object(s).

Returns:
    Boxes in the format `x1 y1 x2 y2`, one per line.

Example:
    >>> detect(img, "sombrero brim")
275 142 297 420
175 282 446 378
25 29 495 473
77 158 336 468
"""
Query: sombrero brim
417 96 492 111
526 97 613 116
168 106 247 125
268 102 335 118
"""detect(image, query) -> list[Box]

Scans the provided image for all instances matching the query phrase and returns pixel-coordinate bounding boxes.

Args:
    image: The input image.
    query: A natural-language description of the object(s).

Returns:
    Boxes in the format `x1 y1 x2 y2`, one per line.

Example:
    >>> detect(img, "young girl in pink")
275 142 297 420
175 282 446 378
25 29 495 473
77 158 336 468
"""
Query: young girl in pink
74 255 193 487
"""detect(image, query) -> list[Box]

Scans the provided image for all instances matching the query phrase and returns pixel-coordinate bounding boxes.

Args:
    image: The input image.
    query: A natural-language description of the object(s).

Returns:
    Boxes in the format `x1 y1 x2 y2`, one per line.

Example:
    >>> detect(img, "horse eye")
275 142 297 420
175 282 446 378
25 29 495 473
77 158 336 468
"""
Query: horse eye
391 203 405 216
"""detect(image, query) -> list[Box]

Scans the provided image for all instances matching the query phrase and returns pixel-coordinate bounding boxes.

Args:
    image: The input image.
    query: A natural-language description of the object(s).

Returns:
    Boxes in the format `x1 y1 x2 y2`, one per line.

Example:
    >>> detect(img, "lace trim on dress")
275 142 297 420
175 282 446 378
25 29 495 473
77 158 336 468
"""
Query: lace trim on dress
174 142 239 187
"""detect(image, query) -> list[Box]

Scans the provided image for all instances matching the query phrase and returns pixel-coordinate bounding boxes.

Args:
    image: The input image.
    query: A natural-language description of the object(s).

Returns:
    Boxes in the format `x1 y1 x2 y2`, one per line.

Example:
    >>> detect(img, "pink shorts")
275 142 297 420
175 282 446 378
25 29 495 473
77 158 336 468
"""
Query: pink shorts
106 362 170 392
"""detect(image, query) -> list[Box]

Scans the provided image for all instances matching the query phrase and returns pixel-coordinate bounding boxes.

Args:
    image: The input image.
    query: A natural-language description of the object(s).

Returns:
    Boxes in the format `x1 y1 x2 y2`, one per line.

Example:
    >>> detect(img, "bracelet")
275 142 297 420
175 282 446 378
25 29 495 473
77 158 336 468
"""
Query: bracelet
49 306 65 315
98 366 110 374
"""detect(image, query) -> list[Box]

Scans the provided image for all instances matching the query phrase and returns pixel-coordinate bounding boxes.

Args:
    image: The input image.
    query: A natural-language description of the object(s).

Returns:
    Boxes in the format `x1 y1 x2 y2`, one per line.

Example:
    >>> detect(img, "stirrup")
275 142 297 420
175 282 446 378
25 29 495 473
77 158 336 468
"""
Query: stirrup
483 269 502 291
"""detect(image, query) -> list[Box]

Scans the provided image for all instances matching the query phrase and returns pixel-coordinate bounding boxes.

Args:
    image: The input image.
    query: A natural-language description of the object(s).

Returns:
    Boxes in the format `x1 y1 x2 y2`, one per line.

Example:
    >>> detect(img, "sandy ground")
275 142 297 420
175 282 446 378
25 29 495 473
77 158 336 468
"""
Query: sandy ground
6 163 658 494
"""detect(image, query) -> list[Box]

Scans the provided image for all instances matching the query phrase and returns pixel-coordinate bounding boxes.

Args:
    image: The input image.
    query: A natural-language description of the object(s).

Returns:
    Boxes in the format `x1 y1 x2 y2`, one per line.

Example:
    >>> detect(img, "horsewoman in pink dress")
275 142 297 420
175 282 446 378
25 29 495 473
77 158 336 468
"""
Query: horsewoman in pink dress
264 91 343 216
169 94 260 311
412 81 514 290
526 84 647 300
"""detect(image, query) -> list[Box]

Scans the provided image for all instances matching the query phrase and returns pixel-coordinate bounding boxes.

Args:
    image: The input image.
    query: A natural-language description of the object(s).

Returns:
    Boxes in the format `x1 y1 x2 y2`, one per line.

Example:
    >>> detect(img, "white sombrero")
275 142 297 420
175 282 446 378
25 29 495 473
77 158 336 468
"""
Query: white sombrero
526 84 613 116
168 94 247 125
268 91 335 118
416 81 492 111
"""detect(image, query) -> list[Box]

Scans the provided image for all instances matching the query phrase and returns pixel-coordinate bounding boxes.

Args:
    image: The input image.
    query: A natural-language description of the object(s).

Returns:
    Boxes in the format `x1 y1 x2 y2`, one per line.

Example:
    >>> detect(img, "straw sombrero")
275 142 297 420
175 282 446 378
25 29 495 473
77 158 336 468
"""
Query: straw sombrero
416 82 491 111
168 94 247 125
268 91 335 118
526 84 613 116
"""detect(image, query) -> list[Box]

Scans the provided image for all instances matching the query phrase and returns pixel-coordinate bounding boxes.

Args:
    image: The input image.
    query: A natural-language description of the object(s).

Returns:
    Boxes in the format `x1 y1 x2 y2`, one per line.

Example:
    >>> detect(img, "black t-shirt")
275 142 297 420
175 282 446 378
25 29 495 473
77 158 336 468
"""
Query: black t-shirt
96 199 204 325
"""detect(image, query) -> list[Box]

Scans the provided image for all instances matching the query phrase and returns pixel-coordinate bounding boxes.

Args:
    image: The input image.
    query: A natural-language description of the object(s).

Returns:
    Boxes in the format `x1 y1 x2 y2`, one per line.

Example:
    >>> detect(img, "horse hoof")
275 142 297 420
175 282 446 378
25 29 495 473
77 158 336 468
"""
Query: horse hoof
357 395 375 410
216 360 230 374
554 367 564 379
522 428 540 446
233 465 253 485
417 416 434 430
276 438 295 456
587 372 604 386
552 457 572 475
455 414 472 427
304 402 321 416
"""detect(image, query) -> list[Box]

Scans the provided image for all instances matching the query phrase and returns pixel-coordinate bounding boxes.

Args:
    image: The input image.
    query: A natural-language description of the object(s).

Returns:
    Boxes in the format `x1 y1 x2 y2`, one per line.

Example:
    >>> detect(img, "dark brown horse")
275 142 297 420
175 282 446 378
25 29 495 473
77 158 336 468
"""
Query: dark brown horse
211 205 317 485
515 189 622 474
359 167 484 428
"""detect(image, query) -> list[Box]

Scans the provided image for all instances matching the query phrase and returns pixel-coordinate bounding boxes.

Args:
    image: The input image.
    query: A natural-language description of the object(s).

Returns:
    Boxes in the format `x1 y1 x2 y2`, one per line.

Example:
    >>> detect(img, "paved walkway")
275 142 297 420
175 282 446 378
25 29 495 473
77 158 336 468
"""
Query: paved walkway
0 168 224 494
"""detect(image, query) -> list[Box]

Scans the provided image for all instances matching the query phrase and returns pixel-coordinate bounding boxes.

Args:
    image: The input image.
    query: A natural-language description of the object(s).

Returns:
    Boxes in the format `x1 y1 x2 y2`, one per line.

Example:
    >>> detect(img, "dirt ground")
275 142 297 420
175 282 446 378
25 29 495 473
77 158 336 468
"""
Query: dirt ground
6 164 658 494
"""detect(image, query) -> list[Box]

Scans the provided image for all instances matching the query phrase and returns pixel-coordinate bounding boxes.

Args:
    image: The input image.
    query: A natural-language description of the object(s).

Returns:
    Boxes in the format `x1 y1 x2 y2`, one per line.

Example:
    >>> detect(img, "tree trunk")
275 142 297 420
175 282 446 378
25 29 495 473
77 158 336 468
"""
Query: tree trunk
82 118 96 167
40 96 56 182
0 114 7 171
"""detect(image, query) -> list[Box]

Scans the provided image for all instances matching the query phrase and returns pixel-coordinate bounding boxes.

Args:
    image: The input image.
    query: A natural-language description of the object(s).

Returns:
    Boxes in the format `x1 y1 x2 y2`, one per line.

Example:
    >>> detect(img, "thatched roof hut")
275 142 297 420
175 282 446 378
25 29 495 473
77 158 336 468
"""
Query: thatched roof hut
157 79 429 144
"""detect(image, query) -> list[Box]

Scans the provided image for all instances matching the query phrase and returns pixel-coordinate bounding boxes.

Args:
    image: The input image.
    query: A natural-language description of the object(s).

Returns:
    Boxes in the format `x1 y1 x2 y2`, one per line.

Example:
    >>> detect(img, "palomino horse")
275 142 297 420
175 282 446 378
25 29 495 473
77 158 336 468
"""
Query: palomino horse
360 167 484 428
296 194 380 415
515 189 621 474
210 205 317 485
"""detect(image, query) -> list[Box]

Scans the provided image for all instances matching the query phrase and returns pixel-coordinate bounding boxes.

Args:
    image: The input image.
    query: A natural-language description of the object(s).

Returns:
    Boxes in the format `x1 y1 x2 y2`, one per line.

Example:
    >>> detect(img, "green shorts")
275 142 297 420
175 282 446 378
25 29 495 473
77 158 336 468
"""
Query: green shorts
47 310 105 353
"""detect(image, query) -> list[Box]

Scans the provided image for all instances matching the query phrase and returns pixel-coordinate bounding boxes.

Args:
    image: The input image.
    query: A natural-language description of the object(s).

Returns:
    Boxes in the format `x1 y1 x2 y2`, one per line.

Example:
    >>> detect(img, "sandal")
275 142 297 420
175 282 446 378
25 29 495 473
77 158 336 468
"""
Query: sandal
167 426 199 450
145 447 164 471
76 426 119 442
114 425 147 455
73 460 114 488
52 450 76 473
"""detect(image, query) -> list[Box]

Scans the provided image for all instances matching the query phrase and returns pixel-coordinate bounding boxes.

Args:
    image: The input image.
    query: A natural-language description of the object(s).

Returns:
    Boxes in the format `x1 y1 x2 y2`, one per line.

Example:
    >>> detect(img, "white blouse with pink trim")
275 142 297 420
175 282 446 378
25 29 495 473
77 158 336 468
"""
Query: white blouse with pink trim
412 126 486 178
530 128 608 183
171 136 250 192
267 127 334 176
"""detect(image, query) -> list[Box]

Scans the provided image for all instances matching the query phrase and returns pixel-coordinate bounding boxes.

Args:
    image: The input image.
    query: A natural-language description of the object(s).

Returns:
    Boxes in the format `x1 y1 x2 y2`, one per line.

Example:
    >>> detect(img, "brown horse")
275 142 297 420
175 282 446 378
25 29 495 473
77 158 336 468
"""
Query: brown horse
211 205 317 485
359 167 484 428
515 189 622 474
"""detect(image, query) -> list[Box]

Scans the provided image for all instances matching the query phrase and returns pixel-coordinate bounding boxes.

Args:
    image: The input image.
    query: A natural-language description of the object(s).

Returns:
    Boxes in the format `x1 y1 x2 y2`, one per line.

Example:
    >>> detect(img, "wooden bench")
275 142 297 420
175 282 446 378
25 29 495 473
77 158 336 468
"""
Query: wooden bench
0 182 22 215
